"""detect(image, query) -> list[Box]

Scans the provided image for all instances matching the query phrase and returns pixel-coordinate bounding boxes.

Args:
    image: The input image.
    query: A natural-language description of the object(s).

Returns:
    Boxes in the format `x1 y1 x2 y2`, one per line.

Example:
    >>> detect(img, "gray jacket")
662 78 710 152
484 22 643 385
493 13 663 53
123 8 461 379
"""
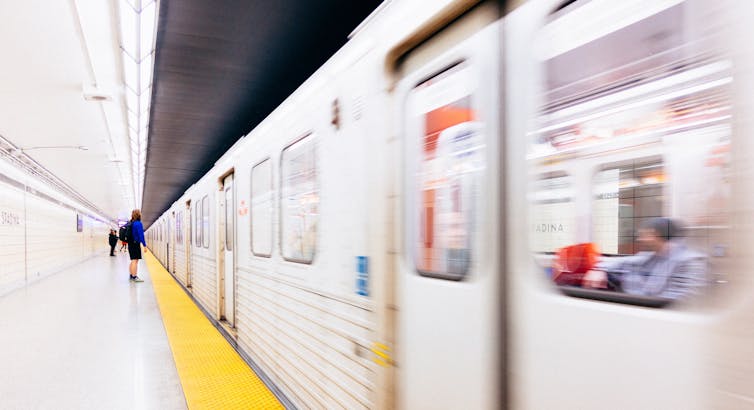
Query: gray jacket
597 242 707 299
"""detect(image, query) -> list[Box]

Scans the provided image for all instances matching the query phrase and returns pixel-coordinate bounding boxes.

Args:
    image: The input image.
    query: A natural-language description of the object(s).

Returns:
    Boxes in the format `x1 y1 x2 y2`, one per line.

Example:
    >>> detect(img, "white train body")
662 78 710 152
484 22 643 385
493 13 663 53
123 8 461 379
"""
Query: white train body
147 0 754 408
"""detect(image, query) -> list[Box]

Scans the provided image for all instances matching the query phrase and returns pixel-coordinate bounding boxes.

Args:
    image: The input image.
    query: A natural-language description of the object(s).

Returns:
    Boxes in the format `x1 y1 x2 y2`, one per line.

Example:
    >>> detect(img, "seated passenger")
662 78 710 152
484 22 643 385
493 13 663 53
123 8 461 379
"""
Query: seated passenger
582 218 707 300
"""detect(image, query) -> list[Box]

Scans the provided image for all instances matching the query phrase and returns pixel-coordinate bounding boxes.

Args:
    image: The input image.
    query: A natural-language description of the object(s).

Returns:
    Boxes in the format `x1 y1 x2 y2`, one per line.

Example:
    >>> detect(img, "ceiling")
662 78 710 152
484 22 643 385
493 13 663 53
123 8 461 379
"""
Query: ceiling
0 0 134 222
0 0 380 227
142 0 383 226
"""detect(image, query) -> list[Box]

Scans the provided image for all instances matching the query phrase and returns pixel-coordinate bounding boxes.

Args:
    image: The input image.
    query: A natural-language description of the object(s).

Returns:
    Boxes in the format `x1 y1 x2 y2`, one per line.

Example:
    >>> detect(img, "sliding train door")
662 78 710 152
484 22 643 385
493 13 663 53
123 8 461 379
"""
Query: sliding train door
185 201 192 287
504 0 749 408
220 173 236 327
166 216 171 273
170 211 175 274
393 4 502 409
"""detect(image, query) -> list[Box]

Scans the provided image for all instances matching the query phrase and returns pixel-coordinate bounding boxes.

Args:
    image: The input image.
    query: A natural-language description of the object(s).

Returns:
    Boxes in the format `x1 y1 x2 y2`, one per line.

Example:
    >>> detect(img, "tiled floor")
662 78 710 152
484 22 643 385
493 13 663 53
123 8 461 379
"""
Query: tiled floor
0 252 186 410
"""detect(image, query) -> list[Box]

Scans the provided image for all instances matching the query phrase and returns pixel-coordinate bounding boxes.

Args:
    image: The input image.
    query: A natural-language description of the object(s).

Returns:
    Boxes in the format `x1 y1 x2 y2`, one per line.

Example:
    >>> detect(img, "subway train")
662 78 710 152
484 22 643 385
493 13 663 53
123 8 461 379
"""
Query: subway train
146 0 754 408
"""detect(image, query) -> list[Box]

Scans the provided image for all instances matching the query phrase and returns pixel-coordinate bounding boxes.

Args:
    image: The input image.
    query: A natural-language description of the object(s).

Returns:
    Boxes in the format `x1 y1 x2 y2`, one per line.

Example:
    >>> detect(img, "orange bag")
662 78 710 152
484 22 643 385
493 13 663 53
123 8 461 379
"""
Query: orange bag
551 243 599 286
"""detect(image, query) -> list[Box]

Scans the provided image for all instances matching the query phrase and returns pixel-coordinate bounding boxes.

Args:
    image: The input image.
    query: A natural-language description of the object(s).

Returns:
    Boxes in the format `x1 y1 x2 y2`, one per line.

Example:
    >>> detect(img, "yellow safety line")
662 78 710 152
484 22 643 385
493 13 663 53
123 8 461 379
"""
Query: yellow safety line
144 253 284 410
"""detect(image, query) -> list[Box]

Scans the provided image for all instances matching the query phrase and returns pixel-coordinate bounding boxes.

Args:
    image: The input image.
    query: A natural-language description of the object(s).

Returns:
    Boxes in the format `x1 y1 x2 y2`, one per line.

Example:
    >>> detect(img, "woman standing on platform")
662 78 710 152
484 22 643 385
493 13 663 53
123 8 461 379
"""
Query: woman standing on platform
128 209 148 282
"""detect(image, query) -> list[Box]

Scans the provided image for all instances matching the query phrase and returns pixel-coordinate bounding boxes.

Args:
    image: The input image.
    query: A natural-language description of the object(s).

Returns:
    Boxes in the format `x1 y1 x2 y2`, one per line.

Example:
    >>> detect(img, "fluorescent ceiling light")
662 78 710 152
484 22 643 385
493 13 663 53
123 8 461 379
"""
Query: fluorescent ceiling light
123 52 138 91
128 111 138 130
126 90 137 109
140 2 156 59
139 90 150 113
140 54 152 90
118 0 159 209
119 2 137 58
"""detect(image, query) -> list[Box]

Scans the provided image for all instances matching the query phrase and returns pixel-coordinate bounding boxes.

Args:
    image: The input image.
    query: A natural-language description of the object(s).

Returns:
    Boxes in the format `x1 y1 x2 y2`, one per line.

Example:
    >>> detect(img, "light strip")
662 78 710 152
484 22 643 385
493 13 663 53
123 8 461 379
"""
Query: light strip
542 60 732 123
118 0 158 209
531 77 732 135
527 116 731 161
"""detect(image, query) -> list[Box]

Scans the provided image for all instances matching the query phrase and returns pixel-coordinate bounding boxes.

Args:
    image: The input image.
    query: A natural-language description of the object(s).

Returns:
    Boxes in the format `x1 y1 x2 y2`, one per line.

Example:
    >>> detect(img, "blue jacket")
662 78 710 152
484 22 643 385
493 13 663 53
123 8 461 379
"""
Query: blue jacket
131 220 146 246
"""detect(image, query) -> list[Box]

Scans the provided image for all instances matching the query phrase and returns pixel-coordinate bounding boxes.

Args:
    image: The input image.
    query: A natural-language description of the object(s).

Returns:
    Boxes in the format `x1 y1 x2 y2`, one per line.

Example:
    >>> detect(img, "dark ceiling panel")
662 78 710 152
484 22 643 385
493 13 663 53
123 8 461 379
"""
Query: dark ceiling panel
142 0 382 226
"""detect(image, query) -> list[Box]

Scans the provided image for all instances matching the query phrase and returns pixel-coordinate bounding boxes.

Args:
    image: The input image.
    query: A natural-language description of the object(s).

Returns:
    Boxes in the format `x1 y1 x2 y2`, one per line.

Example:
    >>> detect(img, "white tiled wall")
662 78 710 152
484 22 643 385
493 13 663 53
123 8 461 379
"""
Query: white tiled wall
0 177 105 296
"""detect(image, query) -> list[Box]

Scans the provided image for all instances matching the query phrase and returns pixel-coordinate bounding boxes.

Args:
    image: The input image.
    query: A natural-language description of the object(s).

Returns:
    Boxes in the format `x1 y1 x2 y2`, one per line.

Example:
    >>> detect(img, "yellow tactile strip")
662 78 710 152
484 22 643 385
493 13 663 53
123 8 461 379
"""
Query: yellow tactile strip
145 253 284 410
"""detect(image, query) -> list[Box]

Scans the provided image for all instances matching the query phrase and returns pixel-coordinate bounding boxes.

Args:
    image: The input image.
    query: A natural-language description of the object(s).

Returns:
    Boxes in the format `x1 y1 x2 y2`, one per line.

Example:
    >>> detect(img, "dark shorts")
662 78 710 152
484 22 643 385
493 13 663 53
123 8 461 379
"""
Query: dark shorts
128 242 142 260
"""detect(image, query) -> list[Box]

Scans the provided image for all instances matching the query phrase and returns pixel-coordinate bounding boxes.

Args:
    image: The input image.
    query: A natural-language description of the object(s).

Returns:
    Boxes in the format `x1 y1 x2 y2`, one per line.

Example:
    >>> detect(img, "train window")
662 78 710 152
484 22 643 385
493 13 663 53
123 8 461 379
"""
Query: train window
195 200 201 247
407 63 483 281
251 159 273 257
176 211 183 245
530 172 575 253
593 157 664 256
280 134 318 263
528 0 735 307
202 195 209 248
189 207 193 246
224 186 233 251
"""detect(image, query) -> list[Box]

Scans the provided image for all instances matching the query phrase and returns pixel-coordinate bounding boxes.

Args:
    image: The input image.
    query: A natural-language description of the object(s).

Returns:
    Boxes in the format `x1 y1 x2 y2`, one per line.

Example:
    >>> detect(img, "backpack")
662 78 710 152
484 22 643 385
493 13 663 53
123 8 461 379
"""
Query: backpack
122 221 134 244
118 225 127 241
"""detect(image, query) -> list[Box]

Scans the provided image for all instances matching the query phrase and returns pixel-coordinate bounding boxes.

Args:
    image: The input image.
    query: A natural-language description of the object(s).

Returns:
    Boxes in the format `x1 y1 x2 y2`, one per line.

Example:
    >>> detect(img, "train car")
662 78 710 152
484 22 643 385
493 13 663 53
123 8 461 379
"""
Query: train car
146 0 754 408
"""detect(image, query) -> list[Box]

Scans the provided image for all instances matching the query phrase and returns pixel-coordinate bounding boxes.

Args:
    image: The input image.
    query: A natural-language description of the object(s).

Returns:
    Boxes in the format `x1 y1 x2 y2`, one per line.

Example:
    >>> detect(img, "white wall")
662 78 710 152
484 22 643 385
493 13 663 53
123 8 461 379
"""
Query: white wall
0 156 107 296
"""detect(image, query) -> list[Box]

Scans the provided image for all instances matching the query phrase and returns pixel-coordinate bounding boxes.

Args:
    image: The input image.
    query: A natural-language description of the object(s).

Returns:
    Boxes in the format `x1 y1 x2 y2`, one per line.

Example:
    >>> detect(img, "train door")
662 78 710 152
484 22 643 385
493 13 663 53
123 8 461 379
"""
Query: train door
220 173 236 326
170 212 176 274
186 201 192 287
160 222 165 263
504 0 748 408
158 223 162 262
166 217 171 273
392 5 502 409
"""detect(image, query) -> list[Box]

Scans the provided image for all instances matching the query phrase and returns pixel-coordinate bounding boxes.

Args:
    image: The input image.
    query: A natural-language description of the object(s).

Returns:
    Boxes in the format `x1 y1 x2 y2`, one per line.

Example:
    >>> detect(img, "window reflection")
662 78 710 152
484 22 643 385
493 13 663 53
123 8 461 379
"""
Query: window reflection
408 64 483 281
593 157 664 256
281 134 318 263
251 159 273 257
530 172 575 254
202 195 209 248
528 60 732 305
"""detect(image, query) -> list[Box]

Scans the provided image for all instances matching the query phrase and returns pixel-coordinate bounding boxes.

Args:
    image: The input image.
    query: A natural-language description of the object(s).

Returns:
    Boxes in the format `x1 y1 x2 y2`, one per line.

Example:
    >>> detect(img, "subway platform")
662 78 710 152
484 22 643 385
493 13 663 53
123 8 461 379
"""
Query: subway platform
0 251 283 410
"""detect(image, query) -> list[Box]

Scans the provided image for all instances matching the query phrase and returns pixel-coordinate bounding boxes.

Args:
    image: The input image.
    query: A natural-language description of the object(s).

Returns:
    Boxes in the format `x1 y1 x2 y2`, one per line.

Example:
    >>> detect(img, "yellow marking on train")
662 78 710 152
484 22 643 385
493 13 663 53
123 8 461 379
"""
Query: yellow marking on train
145 253 283 410
373 349 391 360
371 341 393 367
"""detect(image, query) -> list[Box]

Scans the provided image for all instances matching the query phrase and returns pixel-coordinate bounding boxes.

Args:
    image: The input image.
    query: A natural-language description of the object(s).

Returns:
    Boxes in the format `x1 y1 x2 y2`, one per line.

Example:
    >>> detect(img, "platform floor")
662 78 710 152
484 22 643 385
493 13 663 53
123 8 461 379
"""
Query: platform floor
0 250 283 410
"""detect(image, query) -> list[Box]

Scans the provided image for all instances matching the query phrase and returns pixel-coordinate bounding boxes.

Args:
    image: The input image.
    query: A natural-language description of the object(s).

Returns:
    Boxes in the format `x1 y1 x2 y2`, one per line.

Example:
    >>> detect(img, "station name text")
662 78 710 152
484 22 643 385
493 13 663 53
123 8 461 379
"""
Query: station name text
0 211 20 226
